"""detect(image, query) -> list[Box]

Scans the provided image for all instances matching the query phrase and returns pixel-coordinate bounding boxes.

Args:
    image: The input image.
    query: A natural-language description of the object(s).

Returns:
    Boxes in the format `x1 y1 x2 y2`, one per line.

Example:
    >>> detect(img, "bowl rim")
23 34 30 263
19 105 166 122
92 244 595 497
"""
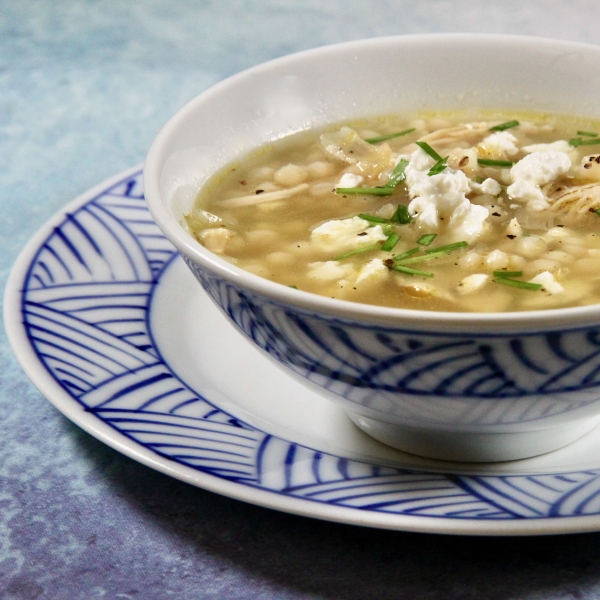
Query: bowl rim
144 32 600 333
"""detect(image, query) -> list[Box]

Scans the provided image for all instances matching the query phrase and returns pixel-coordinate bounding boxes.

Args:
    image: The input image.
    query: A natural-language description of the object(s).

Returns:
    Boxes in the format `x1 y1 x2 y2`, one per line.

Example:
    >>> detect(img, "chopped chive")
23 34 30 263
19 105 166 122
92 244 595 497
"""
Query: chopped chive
494 277 543 291
577 130 598 137
365 128 416 144
386 159 409 187
333 244 382 260
289 285 298 289
417 233 437 246
394 253 448 265
415 141 443 162
425 241 468 254
358 213 389 224
393 247 420 261
489 120 520 132
493 270 523 278
392 264 435 277
390 204 412 224
477 159 515 167
336 187 395 196
474 175 485 184
381 233 401 252
428 156 449 176
594 208 600 217
569 137 600 147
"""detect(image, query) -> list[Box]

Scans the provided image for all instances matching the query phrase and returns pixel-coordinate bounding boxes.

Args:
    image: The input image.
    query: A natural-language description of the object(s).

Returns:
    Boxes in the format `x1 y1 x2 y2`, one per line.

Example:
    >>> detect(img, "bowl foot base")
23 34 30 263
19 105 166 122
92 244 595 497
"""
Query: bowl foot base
346 412 600 462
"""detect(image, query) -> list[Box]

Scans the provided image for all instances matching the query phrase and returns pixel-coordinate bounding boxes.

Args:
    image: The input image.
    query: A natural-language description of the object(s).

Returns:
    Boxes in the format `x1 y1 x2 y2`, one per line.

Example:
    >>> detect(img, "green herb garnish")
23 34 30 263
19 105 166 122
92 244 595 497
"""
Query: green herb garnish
477 159 515 168
415 142 448 175
393 248 420 261
365 128 416 144
428 156 449 176
392 240 467 265
594 208 600 217
386 159 409 187
474 176 485 184
391 265 435 278
489 120 520 132
493 270 524 278
569 137 600 147
334 244 382 261
390 204 411 224
358 213 389 224
417 233 437 246
336 187 395 196
425 241 468 254
494 277 543 291
577 130 598 137
492 269 542 290
393 253 449 265
415 141 443 162
381 233 401 252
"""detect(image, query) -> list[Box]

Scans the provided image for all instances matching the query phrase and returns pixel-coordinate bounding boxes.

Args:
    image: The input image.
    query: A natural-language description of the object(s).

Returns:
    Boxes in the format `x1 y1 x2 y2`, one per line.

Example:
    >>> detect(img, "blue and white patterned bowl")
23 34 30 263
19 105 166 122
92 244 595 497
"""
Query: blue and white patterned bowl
144 34 600 462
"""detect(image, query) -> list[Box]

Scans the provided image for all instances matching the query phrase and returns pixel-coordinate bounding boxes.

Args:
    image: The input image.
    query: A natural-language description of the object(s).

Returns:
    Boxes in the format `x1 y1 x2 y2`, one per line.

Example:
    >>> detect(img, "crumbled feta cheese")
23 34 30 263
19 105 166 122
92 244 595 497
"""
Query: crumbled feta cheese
479 131 519 158
457 273 489 295
470 177 502 196
405 148 489 241
310 216 387 252
356 258 388 285
335 173 364 189
308 261 353 282
522 139 573 155
507 151 571 211
529 271 564 294
447 201 490 242
480 178 502 196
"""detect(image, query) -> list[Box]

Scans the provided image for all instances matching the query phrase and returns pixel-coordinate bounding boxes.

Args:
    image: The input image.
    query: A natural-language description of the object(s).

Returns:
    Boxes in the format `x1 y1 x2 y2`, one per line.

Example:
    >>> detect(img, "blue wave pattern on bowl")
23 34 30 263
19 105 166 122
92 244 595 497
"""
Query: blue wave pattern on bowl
20 169 600 520
188 264 600 428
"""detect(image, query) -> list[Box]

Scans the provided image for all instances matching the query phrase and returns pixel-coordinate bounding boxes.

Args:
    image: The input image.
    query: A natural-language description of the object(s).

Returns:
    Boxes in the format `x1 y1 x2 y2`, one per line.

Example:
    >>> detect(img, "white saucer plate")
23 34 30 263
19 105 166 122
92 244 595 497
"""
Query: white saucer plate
7 166 600 536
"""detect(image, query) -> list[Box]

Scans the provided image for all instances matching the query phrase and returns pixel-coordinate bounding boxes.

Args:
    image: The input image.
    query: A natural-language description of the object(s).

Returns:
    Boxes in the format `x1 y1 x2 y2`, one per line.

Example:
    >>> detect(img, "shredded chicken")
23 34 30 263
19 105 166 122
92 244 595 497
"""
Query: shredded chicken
549 182 600 222
416 122 490 153
320 127 392 180
219 183 309 207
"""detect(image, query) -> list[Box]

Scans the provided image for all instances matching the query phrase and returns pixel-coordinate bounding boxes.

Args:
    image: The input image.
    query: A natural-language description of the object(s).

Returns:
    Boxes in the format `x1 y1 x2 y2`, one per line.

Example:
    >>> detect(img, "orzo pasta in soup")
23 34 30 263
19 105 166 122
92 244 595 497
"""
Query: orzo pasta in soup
185 112 600 312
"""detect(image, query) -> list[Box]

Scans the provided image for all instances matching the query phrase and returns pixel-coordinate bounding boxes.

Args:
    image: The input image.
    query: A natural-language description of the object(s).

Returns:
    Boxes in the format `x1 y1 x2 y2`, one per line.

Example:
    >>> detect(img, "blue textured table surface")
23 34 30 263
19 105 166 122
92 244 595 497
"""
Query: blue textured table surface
3 2 600 598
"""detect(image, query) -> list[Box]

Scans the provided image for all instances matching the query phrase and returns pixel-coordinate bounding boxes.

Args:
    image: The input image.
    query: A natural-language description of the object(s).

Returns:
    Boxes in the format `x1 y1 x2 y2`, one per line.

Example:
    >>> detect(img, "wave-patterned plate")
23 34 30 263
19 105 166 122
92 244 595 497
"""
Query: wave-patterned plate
7 166 600 536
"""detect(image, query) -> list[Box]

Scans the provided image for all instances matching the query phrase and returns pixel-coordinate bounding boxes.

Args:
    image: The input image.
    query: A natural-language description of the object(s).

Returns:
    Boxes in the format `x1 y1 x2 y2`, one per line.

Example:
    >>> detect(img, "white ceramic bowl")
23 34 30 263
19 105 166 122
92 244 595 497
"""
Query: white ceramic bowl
144 34 600 462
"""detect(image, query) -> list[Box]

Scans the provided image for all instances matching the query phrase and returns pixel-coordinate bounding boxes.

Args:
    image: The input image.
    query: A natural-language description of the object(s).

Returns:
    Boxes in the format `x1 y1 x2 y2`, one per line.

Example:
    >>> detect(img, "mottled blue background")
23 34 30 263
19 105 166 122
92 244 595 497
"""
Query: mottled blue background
2 1 600 598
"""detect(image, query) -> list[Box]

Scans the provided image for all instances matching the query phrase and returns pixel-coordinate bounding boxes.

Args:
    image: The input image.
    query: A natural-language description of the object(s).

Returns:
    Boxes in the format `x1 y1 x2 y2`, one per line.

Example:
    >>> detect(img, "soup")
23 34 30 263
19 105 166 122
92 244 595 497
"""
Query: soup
184 112 600 312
